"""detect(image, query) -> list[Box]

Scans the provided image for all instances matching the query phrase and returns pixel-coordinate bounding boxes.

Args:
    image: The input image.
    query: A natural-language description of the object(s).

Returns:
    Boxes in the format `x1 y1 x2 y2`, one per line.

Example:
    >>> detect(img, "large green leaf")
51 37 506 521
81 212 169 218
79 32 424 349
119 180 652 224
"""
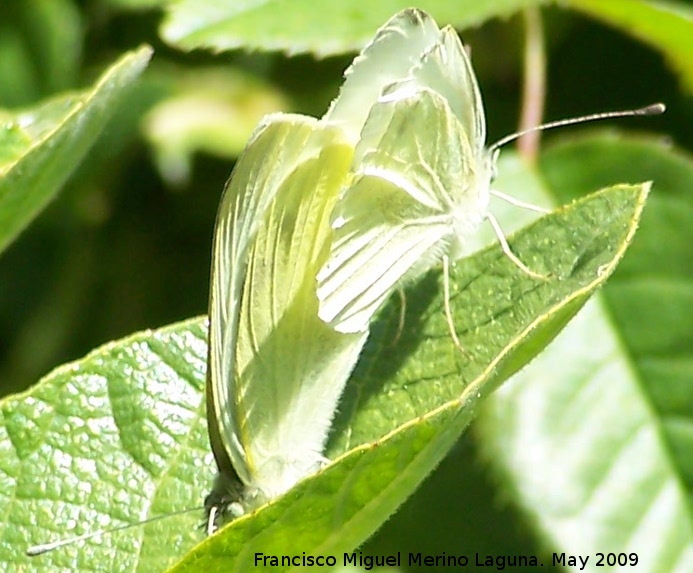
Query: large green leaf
6 321 209 573
160 0 549 56
476 135 693 572
0 46 152 254
5 183 646 572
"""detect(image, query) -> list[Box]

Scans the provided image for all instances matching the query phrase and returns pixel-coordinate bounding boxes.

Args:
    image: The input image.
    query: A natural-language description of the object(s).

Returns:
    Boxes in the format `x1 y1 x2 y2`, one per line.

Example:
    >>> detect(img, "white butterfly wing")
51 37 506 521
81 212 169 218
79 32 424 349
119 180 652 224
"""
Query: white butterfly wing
317 172 452 333
323 8 441 144
318 88 489 333
208 114 336 485
209 113 367 504
408 26 486 150
318 12 492 335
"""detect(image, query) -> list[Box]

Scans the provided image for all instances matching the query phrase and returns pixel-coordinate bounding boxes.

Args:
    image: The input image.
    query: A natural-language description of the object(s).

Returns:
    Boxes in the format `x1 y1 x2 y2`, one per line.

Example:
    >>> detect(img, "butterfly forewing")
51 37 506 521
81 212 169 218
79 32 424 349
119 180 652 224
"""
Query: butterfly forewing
234 122 368 501
317 7 494 335
408 27 486 149
323 9 441 144
209 114 368 507
208 115 331 485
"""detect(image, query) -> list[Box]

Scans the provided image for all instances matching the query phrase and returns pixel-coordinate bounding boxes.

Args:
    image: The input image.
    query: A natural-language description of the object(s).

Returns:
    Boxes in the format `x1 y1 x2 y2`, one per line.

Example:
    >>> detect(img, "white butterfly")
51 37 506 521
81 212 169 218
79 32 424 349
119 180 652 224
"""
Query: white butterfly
206 112 366 527
203 7 665 532
316 9 525 335
317 9 662 336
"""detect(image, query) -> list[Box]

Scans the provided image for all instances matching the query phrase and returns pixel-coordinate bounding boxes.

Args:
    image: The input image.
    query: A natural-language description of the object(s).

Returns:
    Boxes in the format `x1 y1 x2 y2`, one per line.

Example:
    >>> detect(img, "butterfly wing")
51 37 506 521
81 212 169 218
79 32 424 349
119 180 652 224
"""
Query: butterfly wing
324 9 485 154
401 29 492 257
318 13 491 334
208 114 332 485
208 113 367 506
237 124 368 501
323 8 441 144
317 85 487 334
411 26 486 152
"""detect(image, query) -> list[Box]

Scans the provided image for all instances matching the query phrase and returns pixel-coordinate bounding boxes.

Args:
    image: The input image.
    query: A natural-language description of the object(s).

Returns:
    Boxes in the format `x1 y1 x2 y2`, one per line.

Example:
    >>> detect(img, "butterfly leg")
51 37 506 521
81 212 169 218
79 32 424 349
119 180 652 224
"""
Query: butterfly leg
485 212 549 280
206 505 219 536
386 288 407 348
443 256 472 357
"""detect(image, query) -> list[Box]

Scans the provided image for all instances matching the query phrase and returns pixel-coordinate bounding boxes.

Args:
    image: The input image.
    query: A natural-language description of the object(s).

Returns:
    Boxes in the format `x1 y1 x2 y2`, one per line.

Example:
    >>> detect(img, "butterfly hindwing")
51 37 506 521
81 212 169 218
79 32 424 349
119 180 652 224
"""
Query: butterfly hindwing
318 87 489 333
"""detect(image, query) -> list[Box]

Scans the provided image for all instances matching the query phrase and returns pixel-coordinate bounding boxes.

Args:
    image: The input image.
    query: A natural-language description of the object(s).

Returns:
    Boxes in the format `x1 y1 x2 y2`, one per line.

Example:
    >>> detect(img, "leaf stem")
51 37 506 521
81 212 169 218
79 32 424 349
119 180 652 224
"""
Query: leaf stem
518 7 547 163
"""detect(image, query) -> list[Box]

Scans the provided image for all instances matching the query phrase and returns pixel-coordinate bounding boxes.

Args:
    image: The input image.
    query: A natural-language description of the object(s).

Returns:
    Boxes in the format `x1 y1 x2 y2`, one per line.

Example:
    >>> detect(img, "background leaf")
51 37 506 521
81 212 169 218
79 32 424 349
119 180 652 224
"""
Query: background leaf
0 1 82 106
160 0 550 56
4 319 210 573
0 46 152 254
477 136 693 571
566 0 693 92
141 66 290 186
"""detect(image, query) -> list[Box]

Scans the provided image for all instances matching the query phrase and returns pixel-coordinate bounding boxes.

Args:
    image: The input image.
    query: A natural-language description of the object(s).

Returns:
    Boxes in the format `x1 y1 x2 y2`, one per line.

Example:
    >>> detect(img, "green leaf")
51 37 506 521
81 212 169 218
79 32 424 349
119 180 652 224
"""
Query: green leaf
476 135 693 572
565 0 693 92
160 0 549 56
6 183 646 572
4 319 210 572
0 45 152 255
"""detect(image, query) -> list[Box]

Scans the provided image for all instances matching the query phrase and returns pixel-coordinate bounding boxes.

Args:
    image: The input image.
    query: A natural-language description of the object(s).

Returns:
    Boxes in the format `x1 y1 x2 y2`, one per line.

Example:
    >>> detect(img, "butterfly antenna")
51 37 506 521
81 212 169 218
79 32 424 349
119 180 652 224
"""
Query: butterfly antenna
489 102 665 152
26 507 201 556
